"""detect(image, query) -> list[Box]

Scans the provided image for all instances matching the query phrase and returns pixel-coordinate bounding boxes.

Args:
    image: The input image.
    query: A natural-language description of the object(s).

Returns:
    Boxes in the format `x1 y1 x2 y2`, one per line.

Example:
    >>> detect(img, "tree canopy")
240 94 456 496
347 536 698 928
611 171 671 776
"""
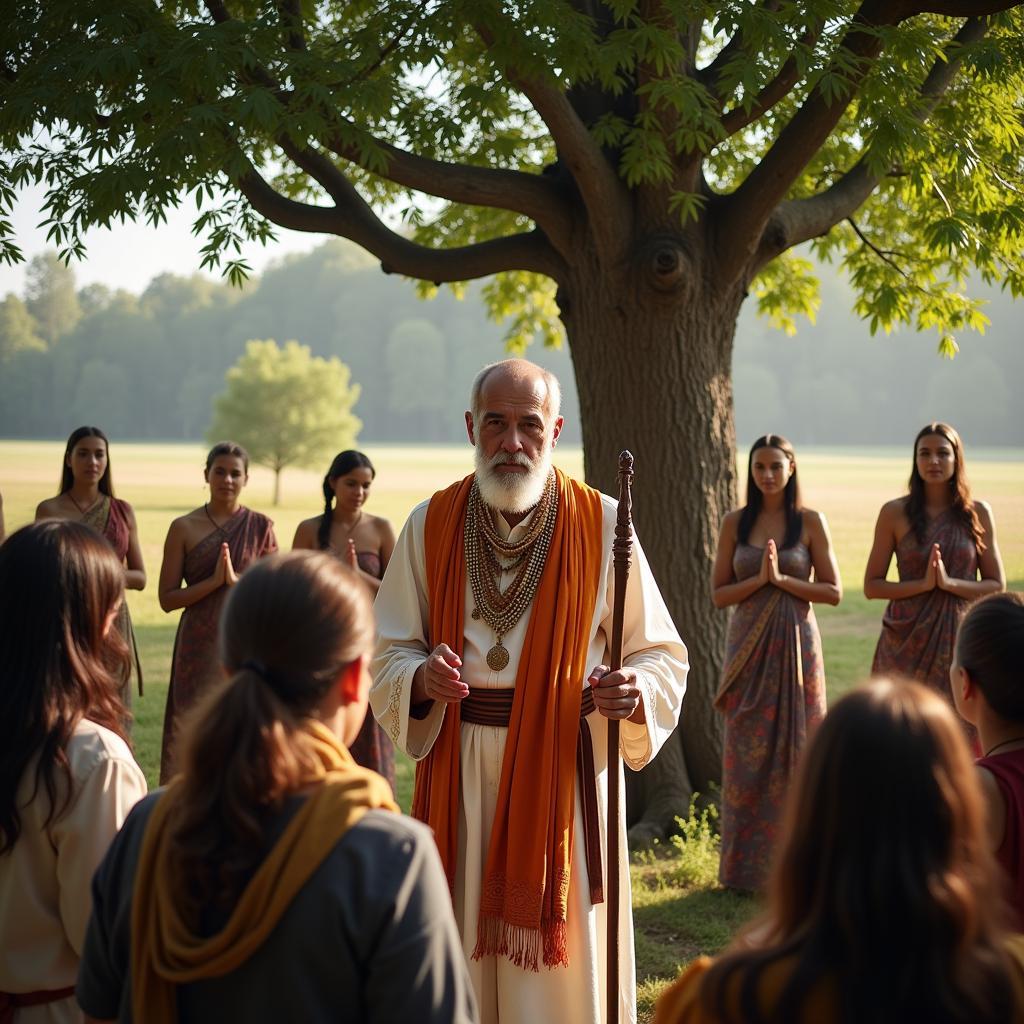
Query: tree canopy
3 2 1022 348
207 338 361 503
5 0 1024 833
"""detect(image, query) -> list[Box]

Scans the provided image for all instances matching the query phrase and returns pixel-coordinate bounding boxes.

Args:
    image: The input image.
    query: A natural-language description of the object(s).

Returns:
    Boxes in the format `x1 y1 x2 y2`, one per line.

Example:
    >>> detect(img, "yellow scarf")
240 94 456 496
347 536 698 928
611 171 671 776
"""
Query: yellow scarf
414 468 604 970
131 719 398 1023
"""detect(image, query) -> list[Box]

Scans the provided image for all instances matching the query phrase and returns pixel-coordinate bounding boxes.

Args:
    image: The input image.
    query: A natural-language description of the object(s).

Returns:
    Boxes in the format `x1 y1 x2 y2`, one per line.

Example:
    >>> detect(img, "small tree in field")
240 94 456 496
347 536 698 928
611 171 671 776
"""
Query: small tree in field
208 339 361 505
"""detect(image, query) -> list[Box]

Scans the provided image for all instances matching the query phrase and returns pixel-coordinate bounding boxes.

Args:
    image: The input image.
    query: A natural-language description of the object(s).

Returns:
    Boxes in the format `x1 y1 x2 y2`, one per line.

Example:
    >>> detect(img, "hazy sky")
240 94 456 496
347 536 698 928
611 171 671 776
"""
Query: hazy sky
0 182 321 296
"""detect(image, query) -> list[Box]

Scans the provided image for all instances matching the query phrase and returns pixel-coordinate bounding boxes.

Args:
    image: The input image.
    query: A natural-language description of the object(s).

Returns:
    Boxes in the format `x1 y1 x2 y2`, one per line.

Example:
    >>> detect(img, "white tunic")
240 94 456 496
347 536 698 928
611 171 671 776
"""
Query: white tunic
0 719 147 1024
371 492 688 1024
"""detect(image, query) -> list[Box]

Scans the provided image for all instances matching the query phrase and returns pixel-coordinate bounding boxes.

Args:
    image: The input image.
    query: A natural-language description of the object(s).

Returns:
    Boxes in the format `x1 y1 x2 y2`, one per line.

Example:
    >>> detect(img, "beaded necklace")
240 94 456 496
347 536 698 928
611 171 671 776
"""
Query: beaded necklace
465 471 558 672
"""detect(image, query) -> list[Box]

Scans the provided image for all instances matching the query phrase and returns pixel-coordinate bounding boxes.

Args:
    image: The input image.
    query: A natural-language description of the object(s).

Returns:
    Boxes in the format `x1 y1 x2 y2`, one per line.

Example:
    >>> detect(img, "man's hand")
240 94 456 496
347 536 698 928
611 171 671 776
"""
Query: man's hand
588 664 645 723
412 643 468 705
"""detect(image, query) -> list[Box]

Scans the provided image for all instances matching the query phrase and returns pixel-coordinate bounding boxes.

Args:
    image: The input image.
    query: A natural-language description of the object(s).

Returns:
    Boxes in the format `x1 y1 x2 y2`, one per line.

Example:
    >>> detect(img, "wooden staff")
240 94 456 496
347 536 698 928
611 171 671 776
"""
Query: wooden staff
607 450 634 1024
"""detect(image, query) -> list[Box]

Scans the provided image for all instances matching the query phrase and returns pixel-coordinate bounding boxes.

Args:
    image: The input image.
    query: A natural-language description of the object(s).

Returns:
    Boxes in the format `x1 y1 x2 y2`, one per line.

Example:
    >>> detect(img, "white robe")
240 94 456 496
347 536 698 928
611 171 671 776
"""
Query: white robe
371 492 688 1024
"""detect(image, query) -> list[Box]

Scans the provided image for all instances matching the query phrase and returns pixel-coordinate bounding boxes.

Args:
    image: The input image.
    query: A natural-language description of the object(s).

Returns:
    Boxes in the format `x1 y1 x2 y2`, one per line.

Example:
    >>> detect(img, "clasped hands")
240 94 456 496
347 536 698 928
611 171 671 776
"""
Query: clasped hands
212 542 239 588
758 538 784 587
923 542 952 590
413 643 644 722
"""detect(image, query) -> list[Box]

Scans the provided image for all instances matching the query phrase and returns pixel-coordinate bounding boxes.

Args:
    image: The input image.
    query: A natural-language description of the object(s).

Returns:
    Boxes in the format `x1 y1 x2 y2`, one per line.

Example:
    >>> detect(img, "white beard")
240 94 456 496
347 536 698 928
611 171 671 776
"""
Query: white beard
474 446 552 515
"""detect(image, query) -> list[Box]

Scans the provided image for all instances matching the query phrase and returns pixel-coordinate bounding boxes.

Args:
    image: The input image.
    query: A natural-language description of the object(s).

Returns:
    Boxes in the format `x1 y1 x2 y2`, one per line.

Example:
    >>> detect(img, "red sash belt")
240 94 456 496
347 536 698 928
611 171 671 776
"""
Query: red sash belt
0 986 76 1024
460 686 605 905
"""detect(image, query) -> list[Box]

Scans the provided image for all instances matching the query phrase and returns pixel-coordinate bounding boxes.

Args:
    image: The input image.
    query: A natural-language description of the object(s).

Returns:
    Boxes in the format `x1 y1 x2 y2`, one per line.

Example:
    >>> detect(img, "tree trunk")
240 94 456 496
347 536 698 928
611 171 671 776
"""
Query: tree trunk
273 466 282 506
560 248 743 843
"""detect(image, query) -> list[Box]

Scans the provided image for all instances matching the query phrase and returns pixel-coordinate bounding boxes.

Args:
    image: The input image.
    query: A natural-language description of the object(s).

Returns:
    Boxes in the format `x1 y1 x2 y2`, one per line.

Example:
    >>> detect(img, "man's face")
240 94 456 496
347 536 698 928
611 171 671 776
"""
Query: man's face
466 370 563 514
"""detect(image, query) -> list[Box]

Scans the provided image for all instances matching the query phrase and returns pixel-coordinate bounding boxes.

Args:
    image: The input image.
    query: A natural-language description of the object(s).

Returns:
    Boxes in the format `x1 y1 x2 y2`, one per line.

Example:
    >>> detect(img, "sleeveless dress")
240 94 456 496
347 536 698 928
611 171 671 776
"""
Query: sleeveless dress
871 507 977 715
977 748 1024 926
715 542 827 891
338 549 397 796
159 508 277 783
82 495 144 705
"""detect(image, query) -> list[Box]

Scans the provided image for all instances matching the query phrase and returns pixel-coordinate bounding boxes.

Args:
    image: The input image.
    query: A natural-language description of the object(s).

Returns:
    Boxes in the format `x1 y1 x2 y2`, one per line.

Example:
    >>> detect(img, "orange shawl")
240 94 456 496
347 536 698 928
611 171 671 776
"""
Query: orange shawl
413 468 604 970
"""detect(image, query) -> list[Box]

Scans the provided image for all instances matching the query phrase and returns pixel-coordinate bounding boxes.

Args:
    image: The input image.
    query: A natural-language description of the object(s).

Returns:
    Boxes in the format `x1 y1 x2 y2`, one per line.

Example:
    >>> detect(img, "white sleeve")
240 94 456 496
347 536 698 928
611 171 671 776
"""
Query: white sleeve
370 502 447 760
52 754 147 954
610 529 689 771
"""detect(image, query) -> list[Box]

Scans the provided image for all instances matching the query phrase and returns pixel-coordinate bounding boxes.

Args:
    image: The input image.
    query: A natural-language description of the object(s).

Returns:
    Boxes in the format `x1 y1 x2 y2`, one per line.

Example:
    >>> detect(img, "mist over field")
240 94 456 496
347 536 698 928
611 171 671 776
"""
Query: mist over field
1 239 1020 449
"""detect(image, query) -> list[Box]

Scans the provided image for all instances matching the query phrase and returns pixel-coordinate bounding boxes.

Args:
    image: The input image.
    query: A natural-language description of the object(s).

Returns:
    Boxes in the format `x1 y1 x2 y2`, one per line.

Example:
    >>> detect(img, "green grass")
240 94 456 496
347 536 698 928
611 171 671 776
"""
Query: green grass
632 801 758 1020
2 440 1022 1021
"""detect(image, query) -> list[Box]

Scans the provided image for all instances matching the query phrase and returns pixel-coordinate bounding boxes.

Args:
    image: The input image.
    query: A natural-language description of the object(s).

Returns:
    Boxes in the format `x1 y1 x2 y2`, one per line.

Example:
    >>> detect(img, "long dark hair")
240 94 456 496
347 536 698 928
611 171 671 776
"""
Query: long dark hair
60 425 114 497
906 422 984 550
956 592 1024 721
316 450 375 551
737 434 803 549
701 679 1014 1024
166 551 374 922
0 521 130 855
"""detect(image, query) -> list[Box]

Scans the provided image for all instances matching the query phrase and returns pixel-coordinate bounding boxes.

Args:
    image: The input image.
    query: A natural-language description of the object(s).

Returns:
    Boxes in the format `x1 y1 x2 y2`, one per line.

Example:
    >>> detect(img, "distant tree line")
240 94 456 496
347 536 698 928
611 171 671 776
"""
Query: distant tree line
1 242 1020 448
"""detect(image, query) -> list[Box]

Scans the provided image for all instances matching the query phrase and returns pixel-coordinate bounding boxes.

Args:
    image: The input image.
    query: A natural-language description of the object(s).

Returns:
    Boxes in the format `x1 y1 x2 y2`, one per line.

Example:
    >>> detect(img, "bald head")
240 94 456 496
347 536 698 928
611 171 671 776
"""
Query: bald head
469 359 561 422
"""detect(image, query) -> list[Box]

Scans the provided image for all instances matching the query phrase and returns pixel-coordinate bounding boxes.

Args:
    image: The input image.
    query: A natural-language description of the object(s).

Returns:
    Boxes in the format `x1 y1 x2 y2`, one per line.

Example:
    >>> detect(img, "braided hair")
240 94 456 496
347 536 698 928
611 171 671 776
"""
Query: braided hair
316 451 375 551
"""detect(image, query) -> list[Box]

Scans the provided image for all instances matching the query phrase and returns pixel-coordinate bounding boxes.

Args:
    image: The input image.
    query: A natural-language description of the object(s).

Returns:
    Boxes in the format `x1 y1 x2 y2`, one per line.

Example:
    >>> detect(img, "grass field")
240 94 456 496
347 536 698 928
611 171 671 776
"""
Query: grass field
2 439 1022 1019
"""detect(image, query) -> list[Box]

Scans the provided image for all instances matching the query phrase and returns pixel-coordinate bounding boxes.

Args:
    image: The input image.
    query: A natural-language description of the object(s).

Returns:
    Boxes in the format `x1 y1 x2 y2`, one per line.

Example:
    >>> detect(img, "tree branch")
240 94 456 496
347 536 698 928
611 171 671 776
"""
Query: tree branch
698 0 783 99
203 0 575 253
911 0 1022 12
473 9 631 266
231 155 568 284
719 24 821 137
847 215 912 277
320 128 575 254
713 0 903 282
754 15 990 269
274 0 305 51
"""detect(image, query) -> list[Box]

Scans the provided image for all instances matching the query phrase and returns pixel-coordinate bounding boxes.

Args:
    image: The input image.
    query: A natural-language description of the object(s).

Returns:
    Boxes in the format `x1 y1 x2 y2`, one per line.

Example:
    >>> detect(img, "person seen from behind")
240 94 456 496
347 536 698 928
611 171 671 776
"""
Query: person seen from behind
655 678 1024 1024
76 550 477 1024
0 521 146 1023
953 591 1024 923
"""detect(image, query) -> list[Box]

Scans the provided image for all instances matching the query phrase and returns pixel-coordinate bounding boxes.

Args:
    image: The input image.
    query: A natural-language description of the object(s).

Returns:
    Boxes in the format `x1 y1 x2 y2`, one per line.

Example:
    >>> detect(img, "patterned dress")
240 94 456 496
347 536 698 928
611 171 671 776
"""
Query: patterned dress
339 550 396 796
715 542 827 891
871 508 978 719
160 508 276 782
83 494 143 703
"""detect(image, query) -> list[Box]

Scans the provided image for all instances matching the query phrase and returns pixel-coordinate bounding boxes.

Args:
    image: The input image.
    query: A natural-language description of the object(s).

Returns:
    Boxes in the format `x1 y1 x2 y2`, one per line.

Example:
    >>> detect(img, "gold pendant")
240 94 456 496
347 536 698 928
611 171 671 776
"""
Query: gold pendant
486 641 510 672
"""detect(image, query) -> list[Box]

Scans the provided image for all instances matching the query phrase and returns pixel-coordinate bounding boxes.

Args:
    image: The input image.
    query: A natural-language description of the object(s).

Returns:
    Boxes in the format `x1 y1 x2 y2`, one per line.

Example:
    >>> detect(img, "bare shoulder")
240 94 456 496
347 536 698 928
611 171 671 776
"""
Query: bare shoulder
35 496 62 520
292 516 320 547
802 507 830 537
167 507 203 537
974 499 995 528
366 512 394 536
802 507 825 528
876 497 910 528
720 508 742 535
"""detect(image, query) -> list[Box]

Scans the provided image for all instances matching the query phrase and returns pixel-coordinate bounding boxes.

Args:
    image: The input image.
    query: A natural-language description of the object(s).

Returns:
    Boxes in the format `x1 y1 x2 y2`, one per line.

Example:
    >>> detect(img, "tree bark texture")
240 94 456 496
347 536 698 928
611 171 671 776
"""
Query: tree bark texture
559 243 744 841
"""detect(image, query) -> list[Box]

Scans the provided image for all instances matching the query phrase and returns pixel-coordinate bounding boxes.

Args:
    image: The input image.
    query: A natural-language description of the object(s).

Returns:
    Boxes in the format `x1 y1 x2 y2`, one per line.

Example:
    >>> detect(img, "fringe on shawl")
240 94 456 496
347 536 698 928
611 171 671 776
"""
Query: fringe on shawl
471 914 569 972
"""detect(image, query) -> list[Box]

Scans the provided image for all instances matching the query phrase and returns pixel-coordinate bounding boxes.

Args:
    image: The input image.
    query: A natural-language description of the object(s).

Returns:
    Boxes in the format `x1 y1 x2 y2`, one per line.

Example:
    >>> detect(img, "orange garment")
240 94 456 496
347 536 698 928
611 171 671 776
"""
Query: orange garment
654 936 1024 1023
413 468 604 970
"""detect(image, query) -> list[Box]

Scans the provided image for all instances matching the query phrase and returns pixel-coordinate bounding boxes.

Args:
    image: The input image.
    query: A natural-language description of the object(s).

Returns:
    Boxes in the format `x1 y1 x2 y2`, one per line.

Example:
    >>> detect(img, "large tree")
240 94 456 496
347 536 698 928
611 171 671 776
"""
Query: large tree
4 1 1023 837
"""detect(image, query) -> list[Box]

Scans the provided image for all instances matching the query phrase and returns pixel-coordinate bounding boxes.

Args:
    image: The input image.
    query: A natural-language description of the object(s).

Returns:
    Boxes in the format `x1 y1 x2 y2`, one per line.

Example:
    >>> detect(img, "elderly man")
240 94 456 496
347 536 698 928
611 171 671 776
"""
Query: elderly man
371 358 687 1024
